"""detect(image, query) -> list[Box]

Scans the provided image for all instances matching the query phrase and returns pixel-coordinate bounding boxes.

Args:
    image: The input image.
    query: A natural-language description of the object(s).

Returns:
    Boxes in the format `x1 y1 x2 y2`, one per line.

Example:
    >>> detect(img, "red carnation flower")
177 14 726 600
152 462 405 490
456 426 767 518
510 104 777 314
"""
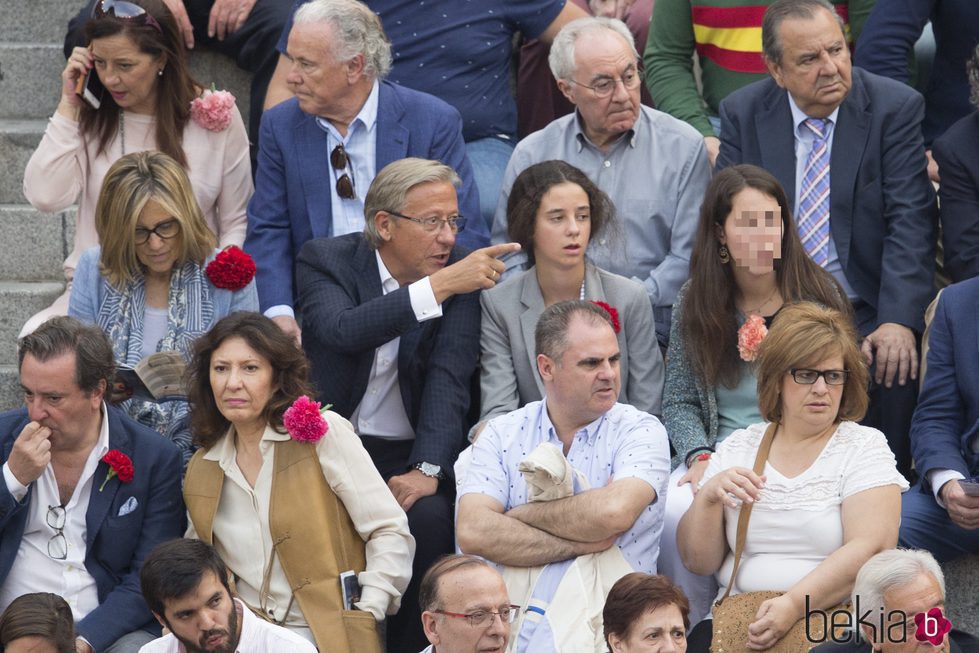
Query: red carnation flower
99 450 134 492
283 396 330 443
591 300 621 334
205 246 256 291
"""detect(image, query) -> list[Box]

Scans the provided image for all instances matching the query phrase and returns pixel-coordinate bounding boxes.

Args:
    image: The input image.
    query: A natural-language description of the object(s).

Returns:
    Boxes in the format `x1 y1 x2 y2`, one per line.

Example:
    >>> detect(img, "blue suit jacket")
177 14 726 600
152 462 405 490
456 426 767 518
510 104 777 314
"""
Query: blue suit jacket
933 112 979 284
0 407 184 650
717 67 938 333
295 233 480 477
910 277 979 485
245 80 487 312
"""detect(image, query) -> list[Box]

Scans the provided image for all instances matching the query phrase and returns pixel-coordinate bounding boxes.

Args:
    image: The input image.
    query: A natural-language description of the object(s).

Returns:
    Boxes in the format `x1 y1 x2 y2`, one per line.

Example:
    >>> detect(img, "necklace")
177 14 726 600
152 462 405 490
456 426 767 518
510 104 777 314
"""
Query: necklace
742 285 778 315
579 278 586 300
119 110 126 154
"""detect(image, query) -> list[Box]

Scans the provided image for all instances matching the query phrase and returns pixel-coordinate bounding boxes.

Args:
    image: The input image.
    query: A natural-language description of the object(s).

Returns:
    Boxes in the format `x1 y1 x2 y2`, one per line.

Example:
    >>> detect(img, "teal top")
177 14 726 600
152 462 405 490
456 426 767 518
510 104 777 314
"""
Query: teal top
715 359 762 441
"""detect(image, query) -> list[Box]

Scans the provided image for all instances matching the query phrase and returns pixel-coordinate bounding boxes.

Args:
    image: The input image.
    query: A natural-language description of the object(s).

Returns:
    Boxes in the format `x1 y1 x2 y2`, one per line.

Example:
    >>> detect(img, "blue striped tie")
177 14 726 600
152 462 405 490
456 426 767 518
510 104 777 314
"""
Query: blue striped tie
798 118 831 266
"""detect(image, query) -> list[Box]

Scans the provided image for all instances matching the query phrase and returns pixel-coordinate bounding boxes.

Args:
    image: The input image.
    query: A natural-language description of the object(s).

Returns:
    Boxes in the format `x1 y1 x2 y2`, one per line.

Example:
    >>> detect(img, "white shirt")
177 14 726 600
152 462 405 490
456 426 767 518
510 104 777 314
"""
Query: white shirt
138 598 318 653
350 251 442 440
787 94 858 300
185 412 414 626
0 405 110 619
264 80 380 321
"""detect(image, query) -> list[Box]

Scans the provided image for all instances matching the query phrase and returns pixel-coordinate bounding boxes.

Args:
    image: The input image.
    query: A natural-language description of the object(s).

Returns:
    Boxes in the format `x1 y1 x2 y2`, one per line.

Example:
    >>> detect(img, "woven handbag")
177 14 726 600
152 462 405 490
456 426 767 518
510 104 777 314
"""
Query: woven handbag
710 424 845 653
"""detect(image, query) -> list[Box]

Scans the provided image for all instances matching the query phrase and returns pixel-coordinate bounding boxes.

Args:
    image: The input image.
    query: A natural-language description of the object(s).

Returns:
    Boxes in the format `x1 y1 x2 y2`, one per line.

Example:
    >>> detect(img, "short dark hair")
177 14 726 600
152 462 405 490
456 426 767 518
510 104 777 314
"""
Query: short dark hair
418 554 497 612
0 592 75 653
141 539 232 618
18 316 115 394
535 300 614 361
506 160 616 266
762 0 843 65
187 312 316 446
603 573 690 647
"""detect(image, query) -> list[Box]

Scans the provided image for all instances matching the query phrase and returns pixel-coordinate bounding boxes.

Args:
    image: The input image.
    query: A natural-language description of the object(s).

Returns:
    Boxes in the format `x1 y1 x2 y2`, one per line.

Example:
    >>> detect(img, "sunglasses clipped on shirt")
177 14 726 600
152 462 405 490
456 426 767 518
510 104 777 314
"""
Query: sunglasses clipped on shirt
331 144 356 200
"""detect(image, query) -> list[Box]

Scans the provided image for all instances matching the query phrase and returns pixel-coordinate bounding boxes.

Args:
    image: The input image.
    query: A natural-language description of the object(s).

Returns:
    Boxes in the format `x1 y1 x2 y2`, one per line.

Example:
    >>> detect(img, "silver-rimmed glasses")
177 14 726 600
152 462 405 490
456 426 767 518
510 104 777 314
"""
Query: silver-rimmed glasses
47 505 67 560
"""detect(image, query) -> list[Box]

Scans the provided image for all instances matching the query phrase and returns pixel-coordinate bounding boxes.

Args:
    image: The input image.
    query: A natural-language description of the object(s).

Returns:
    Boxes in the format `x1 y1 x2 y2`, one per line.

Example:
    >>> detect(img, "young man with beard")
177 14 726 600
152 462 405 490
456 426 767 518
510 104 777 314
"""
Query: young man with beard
138 539 315 653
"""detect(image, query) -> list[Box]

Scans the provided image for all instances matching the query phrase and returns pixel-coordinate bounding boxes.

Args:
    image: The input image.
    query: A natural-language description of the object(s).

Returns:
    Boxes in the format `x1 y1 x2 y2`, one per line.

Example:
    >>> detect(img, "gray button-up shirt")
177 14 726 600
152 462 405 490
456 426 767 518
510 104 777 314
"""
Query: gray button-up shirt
491 106 711 344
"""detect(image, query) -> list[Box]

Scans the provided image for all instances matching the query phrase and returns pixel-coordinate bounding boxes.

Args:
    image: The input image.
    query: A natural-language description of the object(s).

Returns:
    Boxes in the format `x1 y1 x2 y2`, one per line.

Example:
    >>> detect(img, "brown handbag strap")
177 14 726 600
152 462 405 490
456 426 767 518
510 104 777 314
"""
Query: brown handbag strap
718 422 777 604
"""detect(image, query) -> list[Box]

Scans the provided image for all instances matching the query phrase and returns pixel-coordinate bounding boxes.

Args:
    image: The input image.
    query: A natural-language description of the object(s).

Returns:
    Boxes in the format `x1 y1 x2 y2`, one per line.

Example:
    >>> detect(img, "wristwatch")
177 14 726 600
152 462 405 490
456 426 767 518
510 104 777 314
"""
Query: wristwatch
414 462 445 480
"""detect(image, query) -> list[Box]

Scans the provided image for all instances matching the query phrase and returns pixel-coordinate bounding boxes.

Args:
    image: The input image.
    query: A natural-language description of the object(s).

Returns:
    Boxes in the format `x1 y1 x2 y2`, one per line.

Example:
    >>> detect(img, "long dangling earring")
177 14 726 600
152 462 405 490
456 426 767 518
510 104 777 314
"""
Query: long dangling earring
718 244 731 264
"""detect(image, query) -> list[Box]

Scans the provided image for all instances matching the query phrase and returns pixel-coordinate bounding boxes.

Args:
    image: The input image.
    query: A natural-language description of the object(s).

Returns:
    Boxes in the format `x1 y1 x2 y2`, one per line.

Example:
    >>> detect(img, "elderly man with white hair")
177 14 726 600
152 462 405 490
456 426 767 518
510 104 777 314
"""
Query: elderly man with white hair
491 16 711 348
811 549 979 653
245 0 486 345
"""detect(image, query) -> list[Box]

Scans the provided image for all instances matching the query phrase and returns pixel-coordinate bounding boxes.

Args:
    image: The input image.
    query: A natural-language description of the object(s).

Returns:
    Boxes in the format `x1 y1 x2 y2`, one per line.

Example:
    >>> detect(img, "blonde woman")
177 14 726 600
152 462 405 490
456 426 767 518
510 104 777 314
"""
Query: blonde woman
68 151 257 462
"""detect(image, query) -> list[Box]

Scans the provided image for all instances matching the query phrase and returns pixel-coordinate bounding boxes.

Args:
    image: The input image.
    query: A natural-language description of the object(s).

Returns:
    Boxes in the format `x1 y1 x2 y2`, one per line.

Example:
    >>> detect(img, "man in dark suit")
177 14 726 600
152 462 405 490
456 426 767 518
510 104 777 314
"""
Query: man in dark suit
295 158 517 653
900 277 979 561
716 0 938 475
0 317 184 653
245 0 488 345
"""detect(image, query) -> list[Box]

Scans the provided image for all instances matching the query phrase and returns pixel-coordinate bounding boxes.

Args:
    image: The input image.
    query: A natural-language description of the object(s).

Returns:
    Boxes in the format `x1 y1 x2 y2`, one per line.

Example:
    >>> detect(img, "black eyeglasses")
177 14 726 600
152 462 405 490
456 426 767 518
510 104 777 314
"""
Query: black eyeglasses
94 0 163 33
566 64 642 98
386 210 466 233
432 605 520 628
789 368 849 385
47 505 67 560
330 144 356 200
134 219 181 245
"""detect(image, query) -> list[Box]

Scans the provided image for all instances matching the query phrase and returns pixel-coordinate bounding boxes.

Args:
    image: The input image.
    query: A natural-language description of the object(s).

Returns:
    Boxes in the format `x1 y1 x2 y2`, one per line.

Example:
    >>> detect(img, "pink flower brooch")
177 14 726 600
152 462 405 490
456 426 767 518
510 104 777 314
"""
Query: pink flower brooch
190 86 236 132
737 314 768 362
283 396 330 443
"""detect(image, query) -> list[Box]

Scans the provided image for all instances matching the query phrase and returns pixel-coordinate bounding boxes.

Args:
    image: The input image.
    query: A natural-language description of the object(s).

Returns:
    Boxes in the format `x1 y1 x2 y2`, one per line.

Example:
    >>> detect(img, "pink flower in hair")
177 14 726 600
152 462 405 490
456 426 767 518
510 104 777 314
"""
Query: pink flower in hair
190 87 236 132
283 396 329 443
737 314 768 362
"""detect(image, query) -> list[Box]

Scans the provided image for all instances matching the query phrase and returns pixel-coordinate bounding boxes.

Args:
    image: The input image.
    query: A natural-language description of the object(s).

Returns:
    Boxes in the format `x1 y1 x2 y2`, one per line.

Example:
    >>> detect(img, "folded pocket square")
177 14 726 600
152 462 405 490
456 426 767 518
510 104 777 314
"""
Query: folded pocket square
118 496 138 517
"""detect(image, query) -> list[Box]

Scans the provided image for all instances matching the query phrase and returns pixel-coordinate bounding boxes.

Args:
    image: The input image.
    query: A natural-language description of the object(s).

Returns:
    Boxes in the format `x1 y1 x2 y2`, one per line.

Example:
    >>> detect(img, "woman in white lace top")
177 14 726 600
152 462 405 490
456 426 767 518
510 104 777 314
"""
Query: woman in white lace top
677 302 909 650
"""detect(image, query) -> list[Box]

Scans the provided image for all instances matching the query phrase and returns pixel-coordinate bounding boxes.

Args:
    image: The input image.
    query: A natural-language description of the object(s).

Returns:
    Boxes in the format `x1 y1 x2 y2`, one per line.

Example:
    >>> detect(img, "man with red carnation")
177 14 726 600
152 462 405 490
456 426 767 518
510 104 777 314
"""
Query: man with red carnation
0 317 185 653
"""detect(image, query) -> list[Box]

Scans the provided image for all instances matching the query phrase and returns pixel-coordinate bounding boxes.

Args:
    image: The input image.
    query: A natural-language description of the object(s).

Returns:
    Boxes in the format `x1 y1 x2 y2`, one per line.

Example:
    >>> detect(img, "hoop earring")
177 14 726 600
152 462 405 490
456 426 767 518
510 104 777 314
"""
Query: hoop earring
718 244 731 264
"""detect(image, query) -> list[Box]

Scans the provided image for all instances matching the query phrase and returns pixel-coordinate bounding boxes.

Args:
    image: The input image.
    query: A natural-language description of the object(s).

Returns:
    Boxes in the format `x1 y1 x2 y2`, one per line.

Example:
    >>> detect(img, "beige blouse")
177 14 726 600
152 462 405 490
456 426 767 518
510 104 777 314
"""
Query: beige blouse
186 412 414 634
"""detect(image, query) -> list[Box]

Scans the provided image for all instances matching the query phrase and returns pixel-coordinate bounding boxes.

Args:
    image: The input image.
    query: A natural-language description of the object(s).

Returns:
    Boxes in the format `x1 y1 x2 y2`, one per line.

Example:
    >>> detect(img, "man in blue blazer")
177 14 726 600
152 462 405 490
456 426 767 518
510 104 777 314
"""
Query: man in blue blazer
0 317 184 653
296 158 517 653
716 0 938 475
245 0 488 344
900 277 979 561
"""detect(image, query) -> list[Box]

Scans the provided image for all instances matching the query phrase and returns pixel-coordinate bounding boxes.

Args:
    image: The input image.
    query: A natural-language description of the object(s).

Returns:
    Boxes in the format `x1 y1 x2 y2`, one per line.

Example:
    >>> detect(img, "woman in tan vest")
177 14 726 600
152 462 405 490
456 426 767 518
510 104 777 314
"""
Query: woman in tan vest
183 312 414 651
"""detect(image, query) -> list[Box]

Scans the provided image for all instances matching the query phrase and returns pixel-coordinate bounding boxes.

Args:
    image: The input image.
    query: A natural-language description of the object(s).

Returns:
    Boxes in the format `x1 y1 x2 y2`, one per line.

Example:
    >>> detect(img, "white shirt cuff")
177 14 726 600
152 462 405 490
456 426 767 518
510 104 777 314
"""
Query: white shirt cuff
3 463 29 503
927 469 966 507
408 278 442 322
263 304 295 319
76 636 94 653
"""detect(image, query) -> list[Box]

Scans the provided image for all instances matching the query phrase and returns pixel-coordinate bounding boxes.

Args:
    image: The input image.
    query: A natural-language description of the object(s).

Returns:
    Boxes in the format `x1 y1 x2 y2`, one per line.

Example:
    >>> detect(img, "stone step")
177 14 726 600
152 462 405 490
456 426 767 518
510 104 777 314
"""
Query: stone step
0 119 44 205
0 281 66 366
0 205 71 281
0 43 64 120
943 554 979 635
1 0 77 45
0 365 20 412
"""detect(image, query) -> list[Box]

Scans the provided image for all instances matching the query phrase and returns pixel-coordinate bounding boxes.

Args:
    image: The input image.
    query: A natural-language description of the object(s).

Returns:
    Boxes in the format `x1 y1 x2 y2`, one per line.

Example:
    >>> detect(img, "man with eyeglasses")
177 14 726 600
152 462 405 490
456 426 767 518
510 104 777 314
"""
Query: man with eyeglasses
245 0 487 347
458 300 670 652
295 158 519 653
0 317 184 653
418 555 514 653
491 16 711 350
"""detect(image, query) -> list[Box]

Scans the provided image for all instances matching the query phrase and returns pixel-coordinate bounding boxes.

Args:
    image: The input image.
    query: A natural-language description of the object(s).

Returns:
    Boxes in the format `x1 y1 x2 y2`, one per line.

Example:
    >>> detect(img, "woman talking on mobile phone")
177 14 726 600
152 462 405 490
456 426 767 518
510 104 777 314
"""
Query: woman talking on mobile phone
22 0 251 335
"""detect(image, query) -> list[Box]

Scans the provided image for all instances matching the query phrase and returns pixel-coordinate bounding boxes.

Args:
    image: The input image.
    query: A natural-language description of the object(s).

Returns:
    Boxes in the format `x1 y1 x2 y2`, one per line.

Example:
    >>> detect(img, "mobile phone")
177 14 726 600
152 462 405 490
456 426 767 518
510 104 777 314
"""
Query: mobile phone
74 67 104 110
959 479 979 497
340 570 361 610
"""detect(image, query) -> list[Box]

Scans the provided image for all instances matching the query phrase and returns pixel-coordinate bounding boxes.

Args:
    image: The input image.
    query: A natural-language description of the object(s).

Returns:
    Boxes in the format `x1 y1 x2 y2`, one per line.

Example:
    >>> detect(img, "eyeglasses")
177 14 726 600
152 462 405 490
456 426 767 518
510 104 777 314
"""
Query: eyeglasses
432 605 520 628
330 144 356 200
567 66 642 98
789 368 849 385
134 219 181 245
386 210 466 233
94 0 163 33
47 505 67 560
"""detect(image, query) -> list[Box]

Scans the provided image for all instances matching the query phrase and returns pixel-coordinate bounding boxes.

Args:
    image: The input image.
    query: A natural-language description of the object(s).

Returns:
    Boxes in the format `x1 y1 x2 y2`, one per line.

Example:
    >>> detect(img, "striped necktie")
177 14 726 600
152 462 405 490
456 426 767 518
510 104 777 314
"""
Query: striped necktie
798 118 831 266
